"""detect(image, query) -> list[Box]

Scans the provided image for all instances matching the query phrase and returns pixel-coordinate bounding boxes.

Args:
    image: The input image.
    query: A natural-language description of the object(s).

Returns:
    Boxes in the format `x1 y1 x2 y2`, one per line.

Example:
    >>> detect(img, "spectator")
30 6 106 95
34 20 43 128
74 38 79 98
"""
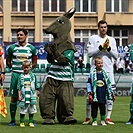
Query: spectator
125 64 131 74
113 60 117 74
124 53 130 70
117 57 125 74
75 55 85 69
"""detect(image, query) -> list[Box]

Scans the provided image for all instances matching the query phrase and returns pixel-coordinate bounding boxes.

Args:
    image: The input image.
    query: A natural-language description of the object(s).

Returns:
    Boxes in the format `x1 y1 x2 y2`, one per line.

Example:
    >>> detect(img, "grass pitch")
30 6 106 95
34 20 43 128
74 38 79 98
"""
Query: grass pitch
0 96 133 133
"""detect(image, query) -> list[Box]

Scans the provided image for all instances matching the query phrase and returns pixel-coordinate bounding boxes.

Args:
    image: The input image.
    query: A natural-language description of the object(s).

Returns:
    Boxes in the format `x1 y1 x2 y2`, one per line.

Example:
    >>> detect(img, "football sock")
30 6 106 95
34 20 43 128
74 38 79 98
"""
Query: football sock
130 100 133 119
101 115 105 121
106 110 112 119
92 118 97 122
20 114 25 123
86 109 91 118
10 102 17 121
29 114 34 123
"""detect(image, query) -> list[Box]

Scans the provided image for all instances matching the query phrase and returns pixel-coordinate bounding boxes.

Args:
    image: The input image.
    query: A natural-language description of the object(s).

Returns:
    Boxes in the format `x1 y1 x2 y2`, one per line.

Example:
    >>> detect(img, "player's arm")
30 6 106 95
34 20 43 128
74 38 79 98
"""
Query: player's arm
32 55 37 69
6 56 12 68
17 75 22 101
107 38 118 60
87 36 100 58
0 56 5 84
6 46 13 69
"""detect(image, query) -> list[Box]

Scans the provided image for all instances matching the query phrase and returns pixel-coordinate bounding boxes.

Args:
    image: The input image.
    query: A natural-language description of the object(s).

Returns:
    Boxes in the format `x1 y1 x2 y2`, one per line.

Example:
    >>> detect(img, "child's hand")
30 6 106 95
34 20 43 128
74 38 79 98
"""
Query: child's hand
112 93 116 102
18 96 22 101
36 94 38 99
89 95 93 103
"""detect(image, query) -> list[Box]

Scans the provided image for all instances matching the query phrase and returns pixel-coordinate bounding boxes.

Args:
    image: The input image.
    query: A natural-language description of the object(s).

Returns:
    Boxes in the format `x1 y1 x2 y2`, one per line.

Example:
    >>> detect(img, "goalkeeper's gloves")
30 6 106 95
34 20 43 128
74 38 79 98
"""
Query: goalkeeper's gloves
99 45 104 51
99 38 111 52
107 46 111 52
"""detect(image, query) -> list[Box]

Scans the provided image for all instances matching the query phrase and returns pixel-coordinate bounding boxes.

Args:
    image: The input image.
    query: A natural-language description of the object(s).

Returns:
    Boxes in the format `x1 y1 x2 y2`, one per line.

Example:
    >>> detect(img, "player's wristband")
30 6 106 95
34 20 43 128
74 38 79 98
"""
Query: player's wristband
1 72 5 74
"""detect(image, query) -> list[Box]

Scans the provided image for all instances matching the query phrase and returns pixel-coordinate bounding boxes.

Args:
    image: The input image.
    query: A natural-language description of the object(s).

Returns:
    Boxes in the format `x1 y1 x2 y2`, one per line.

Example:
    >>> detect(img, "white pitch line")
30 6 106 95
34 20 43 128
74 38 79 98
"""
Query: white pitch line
74 104 130 106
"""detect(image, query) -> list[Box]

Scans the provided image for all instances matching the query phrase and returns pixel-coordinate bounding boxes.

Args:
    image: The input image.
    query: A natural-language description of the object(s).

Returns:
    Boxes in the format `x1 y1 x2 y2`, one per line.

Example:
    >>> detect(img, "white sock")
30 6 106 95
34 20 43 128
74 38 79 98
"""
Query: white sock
106 110 112 119
86 109 91 118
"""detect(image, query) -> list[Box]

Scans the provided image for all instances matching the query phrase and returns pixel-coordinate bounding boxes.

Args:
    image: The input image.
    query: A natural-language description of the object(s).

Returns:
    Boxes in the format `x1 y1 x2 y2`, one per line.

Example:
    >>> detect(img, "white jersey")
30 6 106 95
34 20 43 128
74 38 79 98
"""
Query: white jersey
87 35 118 73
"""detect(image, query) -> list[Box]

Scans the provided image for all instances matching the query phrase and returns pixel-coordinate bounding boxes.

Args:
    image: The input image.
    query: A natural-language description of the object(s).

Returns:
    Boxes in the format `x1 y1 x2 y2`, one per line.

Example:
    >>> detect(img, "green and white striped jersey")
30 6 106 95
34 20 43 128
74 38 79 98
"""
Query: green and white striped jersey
47 50 75 82
17 72 39 104
6 42 37 73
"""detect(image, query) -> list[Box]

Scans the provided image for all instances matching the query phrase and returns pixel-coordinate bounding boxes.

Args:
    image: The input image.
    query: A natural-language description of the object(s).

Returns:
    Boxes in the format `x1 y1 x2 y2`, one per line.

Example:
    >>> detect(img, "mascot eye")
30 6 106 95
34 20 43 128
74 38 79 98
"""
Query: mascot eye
57 19 64 24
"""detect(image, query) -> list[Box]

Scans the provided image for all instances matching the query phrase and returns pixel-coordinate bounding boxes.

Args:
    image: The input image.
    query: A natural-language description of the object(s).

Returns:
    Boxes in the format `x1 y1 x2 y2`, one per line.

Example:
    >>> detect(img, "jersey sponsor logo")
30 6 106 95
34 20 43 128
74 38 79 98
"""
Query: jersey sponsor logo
24 81 31 88
16 54 28 61
97 80 104 87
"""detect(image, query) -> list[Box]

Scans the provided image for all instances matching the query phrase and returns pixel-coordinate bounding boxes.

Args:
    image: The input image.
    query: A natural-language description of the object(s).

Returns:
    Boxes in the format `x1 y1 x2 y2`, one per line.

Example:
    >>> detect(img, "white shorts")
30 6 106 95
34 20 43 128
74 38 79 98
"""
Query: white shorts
106 100 113 110
20 104 37 114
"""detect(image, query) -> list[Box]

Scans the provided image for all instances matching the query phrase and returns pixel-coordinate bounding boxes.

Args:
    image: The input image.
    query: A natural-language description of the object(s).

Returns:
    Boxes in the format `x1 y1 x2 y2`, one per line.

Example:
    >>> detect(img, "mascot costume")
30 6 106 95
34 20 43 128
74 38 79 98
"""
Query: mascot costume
39 7 77 125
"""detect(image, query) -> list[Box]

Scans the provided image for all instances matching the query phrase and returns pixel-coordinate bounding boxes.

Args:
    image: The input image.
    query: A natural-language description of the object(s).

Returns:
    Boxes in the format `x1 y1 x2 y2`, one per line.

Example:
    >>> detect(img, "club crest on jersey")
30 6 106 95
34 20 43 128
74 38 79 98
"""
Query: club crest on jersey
97 80 104 87
17 54 28 61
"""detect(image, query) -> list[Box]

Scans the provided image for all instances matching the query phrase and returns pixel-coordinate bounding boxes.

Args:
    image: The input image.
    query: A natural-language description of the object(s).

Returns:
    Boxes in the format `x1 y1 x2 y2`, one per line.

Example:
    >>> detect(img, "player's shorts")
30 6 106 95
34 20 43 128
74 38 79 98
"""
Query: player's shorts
107 100 113 110
20 104 37 114
9 72 21 97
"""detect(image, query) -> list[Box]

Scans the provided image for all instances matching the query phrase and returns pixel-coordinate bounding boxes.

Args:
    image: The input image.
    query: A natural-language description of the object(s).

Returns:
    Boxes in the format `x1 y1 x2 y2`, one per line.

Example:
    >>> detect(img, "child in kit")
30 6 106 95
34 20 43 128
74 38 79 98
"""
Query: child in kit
86 57 113 126
17 60 39 127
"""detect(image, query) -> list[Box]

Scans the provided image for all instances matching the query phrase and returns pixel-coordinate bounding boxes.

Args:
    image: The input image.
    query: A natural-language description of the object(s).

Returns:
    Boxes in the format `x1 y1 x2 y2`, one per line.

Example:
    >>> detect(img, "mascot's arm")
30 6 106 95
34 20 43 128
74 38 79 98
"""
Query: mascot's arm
46 53 54 63
44 43 55 63
44 43 52 54
50 43 69 63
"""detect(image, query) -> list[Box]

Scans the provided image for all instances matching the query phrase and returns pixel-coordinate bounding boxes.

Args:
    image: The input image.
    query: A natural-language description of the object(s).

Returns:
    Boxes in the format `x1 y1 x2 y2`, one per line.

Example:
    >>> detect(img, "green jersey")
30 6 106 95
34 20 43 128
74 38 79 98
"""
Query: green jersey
6 42 37 73
48 50 75 81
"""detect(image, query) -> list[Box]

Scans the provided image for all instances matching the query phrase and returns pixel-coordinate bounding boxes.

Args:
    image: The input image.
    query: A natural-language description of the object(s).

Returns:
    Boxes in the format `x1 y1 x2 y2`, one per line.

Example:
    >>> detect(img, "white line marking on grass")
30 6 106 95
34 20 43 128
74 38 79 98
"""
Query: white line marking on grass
74 104 129 106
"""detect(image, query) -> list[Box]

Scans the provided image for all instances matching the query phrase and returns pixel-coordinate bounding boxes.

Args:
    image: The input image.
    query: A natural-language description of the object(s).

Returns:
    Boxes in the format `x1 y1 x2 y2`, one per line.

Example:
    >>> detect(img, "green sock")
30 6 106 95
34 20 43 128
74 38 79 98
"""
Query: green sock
29 114 34 123
101 115 105 121
93 118 97 122
131 114 133 120
20 114 25 123
10 102 17 121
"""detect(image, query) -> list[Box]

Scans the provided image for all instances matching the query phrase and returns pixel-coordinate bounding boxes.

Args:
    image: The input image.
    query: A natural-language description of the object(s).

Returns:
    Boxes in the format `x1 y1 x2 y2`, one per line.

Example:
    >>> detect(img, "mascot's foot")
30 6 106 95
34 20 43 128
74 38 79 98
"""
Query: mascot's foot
63 116 77 124
42 118 55 125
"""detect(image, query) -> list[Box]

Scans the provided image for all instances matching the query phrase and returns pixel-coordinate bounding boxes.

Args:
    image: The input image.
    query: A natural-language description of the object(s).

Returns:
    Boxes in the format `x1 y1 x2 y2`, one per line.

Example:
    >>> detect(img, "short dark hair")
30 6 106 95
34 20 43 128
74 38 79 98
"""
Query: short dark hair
98 20 108 28
16 28 28 35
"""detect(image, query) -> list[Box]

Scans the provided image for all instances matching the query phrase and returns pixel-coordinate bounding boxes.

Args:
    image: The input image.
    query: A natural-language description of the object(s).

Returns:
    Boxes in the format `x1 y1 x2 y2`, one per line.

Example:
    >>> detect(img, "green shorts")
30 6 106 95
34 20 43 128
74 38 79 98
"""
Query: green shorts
9 72 21 97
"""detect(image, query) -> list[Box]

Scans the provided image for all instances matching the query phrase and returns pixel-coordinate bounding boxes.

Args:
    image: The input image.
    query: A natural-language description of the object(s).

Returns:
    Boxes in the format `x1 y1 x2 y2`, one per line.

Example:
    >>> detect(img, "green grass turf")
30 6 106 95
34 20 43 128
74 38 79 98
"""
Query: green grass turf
0 96 133 133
